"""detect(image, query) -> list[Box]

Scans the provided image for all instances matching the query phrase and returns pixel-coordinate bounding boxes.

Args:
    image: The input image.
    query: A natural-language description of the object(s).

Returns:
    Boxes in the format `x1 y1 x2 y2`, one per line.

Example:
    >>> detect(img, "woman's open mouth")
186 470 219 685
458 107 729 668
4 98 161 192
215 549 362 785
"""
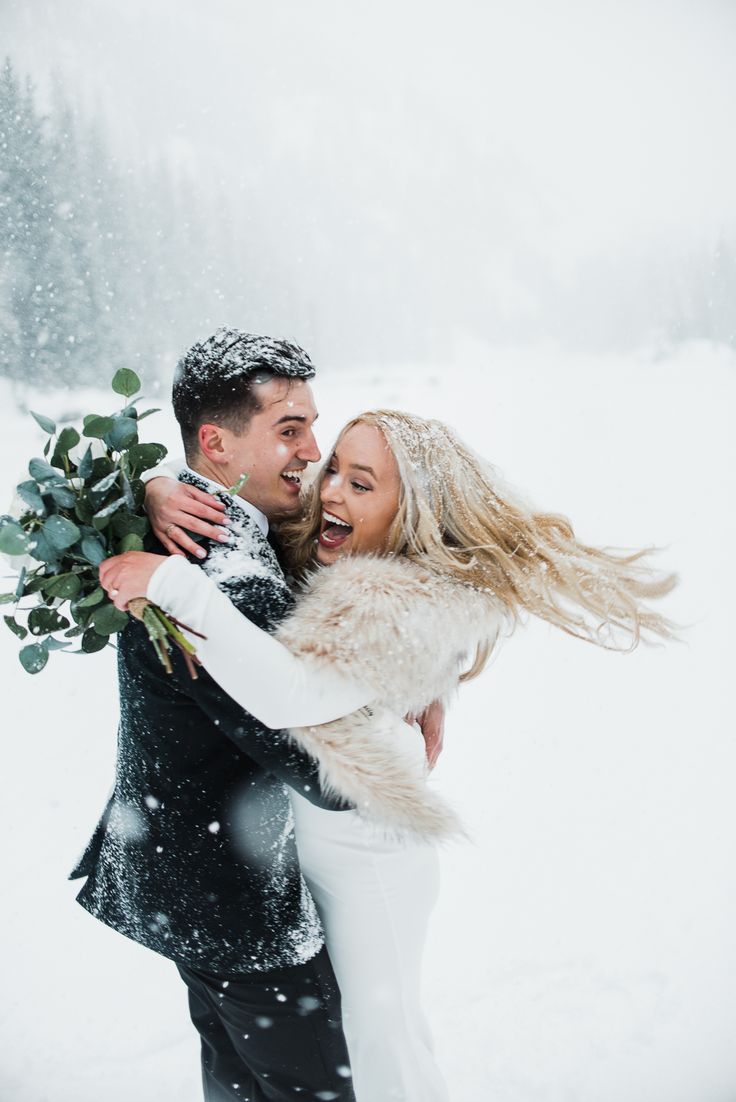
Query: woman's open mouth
318 510 353 549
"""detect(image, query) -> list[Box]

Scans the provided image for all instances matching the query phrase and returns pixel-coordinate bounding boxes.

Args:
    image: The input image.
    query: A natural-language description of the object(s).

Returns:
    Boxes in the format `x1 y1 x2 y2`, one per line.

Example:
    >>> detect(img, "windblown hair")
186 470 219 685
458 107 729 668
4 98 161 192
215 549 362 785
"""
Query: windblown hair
277 409 679 675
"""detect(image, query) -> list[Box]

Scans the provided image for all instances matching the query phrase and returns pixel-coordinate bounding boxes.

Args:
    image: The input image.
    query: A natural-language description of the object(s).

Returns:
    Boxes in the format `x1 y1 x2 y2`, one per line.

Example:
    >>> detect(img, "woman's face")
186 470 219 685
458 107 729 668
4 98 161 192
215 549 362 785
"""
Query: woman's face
316 423 401 565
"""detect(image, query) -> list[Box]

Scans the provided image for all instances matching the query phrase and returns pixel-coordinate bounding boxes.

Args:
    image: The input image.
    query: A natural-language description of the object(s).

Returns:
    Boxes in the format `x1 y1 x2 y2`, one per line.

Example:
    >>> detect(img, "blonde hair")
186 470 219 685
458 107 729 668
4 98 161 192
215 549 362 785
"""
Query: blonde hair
277 409 679 678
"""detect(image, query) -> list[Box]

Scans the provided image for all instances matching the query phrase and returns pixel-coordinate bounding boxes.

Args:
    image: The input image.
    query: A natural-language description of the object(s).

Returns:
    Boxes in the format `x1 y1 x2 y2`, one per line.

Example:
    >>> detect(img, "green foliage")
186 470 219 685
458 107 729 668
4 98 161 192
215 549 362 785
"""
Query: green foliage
4 615 27 640
30 411 56 434
19 644 49 674
4 370 169 672
111 368 141 397
0 519 29 555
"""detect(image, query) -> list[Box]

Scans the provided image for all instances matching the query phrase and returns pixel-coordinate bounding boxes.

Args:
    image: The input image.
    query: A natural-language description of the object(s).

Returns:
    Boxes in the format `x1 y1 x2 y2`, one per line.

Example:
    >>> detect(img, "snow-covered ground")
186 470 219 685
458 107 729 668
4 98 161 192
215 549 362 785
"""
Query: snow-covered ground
1 342 734 1102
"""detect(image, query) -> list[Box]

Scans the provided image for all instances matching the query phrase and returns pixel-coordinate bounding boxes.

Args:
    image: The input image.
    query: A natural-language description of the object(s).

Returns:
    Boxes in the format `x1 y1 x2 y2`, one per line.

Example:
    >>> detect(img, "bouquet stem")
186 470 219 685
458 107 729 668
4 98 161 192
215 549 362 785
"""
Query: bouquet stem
127 597 205 679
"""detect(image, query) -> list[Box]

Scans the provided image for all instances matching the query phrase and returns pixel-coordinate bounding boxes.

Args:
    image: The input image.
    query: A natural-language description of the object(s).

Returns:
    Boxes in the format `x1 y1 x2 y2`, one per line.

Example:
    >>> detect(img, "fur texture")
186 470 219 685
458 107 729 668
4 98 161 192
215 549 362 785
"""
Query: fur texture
276 555 505 841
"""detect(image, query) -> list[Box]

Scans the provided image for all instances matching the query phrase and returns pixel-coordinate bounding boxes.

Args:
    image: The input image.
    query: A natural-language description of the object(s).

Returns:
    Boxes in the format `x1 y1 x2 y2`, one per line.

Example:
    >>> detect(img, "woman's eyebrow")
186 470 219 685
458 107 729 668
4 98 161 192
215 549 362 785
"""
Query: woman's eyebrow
350 463 376 477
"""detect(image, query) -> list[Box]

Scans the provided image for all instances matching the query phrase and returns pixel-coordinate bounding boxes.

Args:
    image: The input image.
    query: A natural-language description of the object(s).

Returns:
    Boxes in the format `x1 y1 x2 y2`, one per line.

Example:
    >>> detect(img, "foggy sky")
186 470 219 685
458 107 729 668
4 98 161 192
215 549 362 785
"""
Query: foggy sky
3 0 735 361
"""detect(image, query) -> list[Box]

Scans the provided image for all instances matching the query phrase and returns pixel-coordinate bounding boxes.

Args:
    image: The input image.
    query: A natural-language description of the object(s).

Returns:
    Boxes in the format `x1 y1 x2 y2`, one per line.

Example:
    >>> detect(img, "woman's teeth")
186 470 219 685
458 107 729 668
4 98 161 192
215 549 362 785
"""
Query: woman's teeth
323 511 351 529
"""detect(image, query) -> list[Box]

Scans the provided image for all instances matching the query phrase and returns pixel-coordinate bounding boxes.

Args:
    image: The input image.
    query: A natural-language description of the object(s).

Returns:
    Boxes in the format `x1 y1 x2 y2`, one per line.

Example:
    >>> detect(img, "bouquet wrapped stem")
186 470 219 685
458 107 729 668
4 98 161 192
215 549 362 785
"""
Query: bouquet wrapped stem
127 598 204 679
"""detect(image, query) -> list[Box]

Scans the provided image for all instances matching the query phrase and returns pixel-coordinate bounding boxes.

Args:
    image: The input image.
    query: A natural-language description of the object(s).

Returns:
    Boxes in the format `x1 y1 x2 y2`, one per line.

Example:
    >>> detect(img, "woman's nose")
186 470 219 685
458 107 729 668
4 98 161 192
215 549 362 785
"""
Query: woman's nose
321 474 343 503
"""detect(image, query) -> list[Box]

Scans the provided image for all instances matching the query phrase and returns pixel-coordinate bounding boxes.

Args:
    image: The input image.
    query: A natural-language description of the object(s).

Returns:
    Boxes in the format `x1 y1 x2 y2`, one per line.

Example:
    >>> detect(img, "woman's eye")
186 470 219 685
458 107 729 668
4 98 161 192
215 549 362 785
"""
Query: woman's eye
351 481 370 493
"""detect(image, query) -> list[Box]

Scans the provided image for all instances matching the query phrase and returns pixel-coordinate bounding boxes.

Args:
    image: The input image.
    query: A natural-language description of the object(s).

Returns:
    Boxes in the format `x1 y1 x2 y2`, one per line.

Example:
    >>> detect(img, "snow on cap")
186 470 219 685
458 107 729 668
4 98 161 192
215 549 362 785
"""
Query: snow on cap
174 327 316 392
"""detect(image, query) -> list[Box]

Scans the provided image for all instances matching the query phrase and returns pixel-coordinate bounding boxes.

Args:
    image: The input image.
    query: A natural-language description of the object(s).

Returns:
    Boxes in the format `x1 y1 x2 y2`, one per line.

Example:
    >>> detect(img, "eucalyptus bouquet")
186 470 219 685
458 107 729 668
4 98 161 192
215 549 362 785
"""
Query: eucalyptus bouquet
0 369 200 676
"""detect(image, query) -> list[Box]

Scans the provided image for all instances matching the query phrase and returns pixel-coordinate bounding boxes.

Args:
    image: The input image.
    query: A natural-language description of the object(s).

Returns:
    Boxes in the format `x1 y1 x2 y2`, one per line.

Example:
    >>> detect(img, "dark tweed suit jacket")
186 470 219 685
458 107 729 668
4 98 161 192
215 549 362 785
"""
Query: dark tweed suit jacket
70 471 343 974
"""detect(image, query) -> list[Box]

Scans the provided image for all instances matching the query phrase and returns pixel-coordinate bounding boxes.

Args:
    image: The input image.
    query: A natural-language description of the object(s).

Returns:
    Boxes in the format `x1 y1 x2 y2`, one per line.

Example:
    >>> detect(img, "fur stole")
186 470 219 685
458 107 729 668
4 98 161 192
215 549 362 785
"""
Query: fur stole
276 555 505 841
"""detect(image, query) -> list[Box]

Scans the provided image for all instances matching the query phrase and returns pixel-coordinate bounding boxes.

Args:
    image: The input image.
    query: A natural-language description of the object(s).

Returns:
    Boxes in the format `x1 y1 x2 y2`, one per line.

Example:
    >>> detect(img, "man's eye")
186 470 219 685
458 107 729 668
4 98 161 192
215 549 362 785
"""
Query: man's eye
281 428 296 437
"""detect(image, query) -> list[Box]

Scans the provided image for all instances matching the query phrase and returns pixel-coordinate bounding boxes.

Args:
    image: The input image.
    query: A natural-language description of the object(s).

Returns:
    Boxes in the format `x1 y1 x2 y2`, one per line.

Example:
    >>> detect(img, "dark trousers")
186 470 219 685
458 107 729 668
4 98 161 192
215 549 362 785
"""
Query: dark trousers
177 947 356 1102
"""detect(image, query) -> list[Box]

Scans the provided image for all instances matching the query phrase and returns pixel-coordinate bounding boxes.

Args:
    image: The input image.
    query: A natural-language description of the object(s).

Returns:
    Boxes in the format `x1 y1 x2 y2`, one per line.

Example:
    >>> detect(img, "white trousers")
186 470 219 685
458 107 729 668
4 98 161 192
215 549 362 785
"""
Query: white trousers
290 788 450 1102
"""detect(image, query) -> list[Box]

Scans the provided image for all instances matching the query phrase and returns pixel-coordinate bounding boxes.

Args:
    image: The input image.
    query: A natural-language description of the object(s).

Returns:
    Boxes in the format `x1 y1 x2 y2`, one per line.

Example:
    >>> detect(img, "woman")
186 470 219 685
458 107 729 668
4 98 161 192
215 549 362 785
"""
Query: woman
101 409 678 1101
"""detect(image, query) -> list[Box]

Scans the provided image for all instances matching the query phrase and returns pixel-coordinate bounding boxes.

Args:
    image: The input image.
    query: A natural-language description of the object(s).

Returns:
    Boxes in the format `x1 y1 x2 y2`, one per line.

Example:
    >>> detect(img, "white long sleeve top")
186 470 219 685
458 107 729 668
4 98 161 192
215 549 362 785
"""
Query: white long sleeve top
148 555 374 730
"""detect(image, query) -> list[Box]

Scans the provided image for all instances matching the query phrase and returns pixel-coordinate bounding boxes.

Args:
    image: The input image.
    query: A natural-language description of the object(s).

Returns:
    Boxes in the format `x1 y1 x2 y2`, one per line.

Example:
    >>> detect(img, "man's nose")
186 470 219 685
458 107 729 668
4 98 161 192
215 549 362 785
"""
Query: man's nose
298 428 321 464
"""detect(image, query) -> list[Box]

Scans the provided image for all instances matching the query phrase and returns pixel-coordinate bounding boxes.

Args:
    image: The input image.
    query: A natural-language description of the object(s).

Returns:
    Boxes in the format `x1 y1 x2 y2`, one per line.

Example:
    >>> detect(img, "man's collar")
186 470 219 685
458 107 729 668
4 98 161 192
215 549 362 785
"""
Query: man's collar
182 465 269 537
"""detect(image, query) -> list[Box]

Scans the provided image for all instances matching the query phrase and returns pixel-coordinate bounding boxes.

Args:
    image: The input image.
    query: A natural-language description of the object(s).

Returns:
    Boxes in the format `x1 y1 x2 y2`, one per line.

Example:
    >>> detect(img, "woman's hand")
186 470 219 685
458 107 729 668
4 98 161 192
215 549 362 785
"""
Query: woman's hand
99 551 170 611
145 476 230 558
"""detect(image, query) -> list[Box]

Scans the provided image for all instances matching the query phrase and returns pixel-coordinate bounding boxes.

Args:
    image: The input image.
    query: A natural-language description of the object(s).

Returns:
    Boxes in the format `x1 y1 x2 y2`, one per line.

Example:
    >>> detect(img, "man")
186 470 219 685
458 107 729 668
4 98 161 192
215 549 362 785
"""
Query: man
71 328 362 1101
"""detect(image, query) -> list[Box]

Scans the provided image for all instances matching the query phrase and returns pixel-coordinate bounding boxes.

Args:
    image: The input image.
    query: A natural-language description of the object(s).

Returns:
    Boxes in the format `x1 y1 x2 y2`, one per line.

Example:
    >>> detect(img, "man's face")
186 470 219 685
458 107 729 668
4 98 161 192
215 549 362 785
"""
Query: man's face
206 378 320 519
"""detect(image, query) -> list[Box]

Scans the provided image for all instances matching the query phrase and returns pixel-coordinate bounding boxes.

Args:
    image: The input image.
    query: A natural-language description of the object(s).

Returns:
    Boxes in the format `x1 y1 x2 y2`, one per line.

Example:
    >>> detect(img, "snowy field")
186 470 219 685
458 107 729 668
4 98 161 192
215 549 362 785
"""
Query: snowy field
0 341 734 1102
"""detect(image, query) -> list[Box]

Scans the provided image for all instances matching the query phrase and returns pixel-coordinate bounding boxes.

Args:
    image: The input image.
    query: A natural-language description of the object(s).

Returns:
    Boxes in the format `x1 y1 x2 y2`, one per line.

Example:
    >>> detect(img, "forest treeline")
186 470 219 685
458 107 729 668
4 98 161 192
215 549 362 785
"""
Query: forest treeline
0 57 254 388
0 55 734 392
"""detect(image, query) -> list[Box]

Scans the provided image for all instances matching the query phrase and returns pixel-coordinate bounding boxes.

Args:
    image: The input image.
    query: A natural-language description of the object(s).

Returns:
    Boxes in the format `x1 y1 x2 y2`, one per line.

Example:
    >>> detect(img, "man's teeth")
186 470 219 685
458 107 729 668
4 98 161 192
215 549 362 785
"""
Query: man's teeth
323 511 351 529
282 471 301 483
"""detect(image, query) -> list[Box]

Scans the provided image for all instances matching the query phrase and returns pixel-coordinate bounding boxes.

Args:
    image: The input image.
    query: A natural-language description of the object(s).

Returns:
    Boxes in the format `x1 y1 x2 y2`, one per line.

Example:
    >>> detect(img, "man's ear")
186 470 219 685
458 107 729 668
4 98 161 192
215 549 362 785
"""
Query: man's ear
198 423 229 465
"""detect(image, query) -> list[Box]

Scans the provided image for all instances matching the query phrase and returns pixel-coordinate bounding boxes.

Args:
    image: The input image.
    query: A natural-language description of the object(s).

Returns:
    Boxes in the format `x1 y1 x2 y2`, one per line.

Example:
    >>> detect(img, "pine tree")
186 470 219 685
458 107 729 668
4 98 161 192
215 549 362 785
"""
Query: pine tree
0 58 59 384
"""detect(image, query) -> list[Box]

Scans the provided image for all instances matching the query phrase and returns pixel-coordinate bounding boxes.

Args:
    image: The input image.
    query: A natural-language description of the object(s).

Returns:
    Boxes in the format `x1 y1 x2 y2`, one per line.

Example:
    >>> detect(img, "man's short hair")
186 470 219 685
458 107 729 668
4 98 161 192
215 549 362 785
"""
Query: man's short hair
172 327 316 457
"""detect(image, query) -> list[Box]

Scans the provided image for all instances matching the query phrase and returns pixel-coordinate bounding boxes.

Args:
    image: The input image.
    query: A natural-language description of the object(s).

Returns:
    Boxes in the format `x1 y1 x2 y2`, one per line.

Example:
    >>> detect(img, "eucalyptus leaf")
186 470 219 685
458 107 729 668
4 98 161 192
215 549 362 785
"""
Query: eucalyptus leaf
30 410 56 434
28 607 70 636
91 470 119 496
0 522 29 555
42 515 80 551
121 474 136 510
126 443 167 474
105 416 138 452
74 498 94 525
51 426 81 462
81 627 109 653
26 531 62 566
111 368 141 398
119 533 144 553
89 602 128 636
83 415 114 439
29 457 62 483
77 444 94 480
17 480 45 512
81 535 106 565
15 567 27 600
48 484 77 508
0 592 17 605
42 573 82 600
22 574 46 595
112 512 148 539
94 496 125 520
4 615 27 640
90 457 114 481
44 637 71 651
75 586 106 609
19 643 49 673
